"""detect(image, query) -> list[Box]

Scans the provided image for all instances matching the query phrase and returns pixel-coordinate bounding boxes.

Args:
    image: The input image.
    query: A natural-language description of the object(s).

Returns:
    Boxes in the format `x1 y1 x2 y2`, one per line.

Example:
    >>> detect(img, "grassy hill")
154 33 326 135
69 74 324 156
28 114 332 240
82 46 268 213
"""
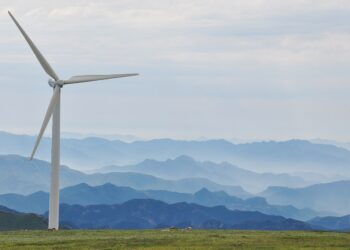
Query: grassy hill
0 211 47 231
0 230 349 249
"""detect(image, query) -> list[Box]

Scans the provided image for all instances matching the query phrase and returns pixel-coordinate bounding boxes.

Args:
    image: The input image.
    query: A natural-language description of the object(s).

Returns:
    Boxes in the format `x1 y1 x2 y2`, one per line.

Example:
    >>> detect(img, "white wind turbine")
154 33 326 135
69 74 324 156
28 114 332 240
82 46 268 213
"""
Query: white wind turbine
8 11 138 230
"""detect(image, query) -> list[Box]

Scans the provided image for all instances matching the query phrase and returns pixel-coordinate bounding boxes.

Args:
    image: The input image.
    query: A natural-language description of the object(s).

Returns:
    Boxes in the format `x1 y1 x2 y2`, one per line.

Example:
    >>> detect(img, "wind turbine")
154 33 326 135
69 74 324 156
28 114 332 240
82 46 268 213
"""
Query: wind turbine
8 11 138 230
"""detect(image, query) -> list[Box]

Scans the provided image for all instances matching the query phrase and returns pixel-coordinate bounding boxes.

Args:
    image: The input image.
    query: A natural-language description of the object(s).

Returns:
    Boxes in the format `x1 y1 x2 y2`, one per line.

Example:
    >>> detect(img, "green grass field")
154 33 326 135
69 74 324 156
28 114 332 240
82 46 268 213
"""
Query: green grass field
0 230 349 249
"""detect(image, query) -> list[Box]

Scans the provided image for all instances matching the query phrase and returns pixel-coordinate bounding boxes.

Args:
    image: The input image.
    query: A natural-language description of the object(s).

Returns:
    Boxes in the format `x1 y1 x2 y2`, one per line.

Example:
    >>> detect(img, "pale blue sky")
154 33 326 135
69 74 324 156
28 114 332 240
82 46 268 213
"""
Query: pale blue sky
1 0 350 141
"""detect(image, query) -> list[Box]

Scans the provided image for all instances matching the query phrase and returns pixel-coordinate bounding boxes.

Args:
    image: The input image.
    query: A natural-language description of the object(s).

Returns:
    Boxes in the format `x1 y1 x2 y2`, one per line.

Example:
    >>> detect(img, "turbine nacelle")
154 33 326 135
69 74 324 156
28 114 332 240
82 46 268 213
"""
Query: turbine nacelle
48 79 64 88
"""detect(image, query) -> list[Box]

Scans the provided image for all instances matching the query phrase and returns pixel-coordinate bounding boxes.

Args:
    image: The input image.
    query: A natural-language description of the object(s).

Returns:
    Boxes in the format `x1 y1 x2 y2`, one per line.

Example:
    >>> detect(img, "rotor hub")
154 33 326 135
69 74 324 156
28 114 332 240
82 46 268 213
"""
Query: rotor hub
48 79 64 88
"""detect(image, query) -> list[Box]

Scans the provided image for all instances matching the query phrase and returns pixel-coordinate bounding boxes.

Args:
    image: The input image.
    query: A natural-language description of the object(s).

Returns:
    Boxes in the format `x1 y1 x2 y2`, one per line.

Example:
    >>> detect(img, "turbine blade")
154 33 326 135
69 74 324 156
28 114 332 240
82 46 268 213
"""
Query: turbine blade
8 11 59 81
30 87 60 160
64 73 139 84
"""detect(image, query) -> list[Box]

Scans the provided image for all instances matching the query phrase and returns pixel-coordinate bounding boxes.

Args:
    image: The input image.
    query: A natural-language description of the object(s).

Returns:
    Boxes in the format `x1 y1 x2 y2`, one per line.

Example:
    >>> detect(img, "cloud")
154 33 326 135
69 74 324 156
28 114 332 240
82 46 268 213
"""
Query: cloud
1 0 350 140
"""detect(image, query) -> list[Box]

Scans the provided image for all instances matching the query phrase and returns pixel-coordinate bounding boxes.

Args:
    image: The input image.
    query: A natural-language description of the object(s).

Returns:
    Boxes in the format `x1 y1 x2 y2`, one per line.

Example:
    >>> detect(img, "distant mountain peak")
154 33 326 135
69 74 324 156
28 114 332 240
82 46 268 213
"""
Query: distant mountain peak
73 183 91 188
194 188 211 195
173 155 196 163
99 182 115 188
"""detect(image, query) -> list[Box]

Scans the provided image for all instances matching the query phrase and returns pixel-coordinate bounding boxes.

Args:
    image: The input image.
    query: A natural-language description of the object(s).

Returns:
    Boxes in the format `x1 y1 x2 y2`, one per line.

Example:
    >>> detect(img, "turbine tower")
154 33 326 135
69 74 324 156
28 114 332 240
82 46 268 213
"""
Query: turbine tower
8 11 138 230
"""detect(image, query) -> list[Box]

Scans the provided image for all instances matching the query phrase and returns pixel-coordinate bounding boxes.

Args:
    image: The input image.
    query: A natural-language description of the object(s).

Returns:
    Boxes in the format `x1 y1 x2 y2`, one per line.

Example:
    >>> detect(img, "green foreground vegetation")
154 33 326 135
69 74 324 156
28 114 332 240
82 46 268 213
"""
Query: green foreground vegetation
0 230 349 249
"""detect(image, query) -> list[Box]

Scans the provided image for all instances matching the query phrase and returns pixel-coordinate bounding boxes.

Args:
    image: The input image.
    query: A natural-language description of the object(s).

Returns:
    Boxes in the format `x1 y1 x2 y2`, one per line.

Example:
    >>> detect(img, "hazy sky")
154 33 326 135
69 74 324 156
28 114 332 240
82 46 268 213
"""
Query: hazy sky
1 0 350 141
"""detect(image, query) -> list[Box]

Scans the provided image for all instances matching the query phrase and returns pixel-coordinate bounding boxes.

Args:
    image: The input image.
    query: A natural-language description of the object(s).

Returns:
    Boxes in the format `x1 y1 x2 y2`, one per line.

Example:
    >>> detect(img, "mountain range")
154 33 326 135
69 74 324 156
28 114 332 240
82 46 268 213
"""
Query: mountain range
1 200 350 231
98 155 307 191
2 154 349 218
0 154 249 197
1 131 350 179
55 199 314 230
260 180 350 215
0 183 321 221
1 198 349 231
2 131 350 229
308 215 350 231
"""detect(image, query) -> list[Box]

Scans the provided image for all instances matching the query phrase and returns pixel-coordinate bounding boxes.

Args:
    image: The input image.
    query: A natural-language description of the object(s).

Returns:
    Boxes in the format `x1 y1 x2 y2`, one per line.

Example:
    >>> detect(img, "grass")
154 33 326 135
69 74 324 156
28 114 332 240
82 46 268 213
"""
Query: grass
0 230 349 249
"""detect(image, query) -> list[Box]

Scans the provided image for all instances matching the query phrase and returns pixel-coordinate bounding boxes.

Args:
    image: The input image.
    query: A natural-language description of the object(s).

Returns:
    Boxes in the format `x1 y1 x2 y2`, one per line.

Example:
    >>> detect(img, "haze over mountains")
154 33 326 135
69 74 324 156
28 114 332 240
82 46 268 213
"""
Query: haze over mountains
0 131 349 231
311 139 350 152
1 131 349 181
260 181 350 215
98 156 306 192
0 155 248 197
